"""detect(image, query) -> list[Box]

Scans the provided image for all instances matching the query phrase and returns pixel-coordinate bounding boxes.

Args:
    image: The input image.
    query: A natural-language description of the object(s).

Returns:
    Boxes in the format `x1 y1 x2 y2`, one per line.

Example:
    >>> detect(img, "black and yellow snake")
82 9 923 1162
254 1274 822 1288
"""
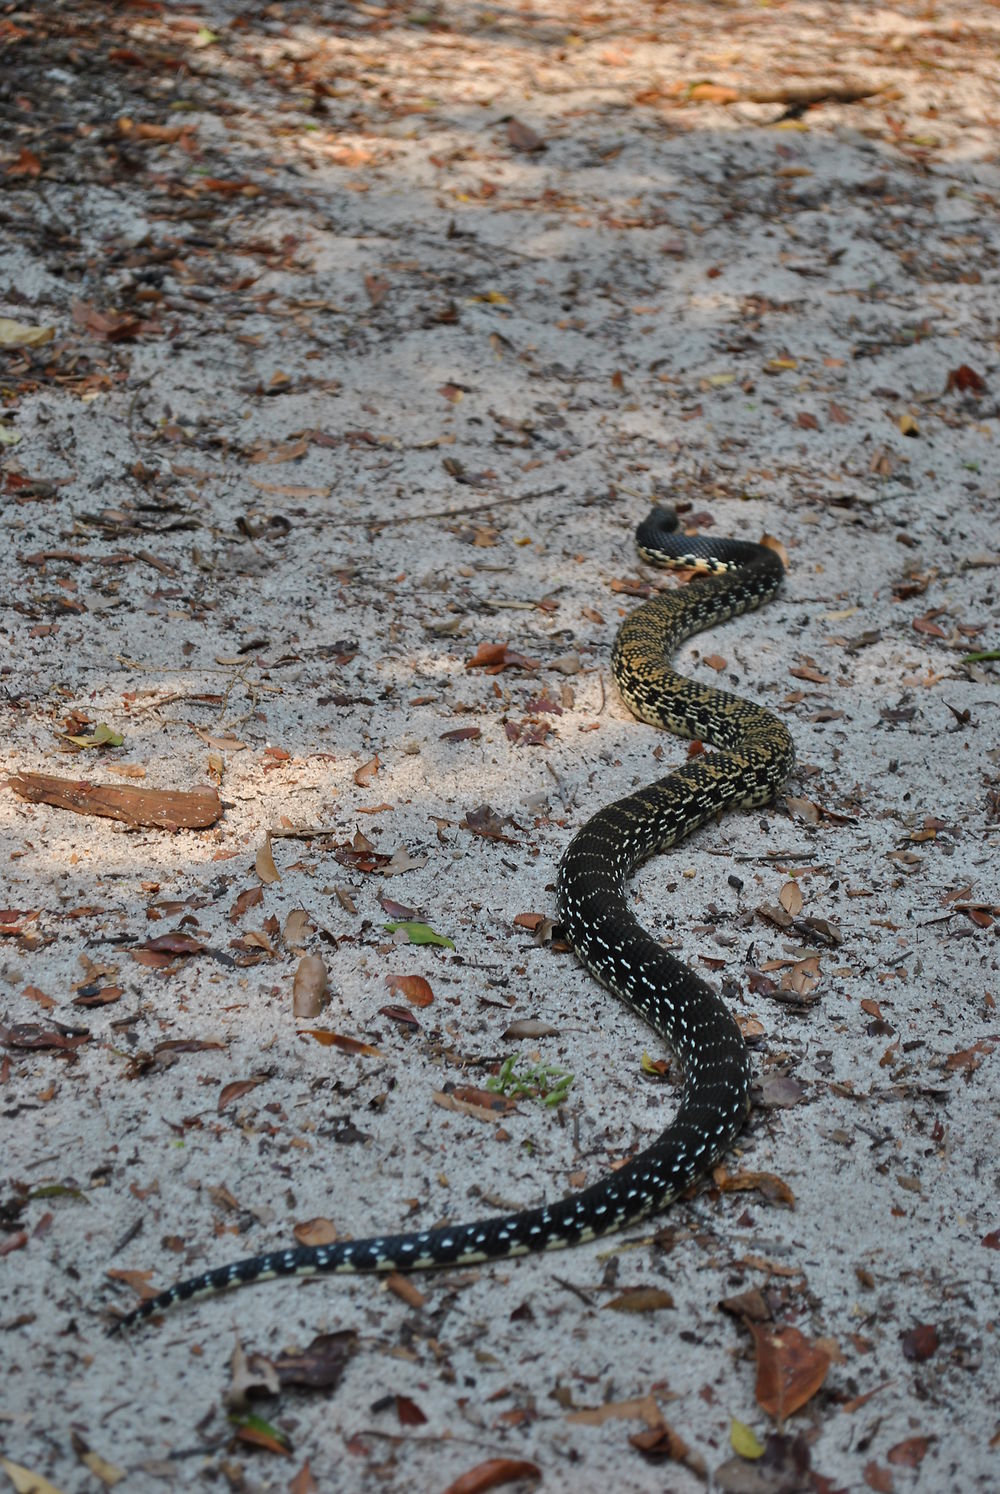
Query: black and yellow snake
109 507 793 1334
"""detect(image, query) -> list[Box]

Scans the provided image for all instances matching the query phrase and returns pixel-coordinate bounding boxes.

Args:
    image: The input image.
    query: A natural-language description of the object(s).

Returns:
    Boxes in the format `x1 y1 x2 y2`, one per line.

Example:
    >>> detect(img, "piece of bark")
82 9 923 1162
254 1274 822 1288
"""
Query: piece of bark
8 773 223 830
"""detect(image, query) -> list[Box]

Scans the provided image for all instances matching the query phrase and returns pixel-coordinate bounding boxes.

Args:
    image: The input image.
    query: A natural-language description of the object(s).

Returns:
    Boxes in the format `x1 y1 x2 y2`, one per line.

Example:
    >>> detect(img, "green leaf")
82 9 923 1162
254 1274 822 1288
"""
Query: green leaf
382 920 455 949
28 1183 87 1202
64 723 124 748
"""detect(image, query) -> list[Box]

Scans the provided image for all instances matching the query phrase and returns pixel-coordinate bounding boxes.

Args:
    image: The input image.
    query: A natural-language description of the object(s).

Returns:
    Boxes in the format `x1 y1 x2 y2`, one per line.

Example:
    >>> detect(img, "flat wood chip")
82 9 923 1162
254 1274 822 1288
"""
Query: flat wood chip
8 773 223 830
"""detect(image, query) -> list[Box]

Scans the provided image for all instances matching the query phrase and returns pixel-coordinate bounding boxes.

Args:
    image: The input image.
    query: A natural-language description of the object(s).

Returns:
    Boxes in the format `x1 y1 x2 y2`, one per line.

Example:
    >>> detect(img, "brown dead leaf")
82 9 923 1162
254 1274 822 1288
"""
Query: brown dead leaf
751 1322 832 1422
945 364 986 395
293 1217 338 1247
688 82 740 103
506 118 545 153
718 1287 772 1322
299 1030 382 1057
293 956 328 1017
105 1267 156 1300
289 1460 319 1494
629 1421 703 1472
900 1323 938 1361
887 1436 930 1468
604 1287 675 1312
385 973 434 1008
256 835 280 884
440 726 482 743
761 533 790 569
229 886 264 922
354 753 380 787
232 1423 290 1457
465 641 540 674
713 1167 795 1206
568 1392 664 1427
270 1344 352 1398
219 1076 267 1113
283 908 313 946
386 1271 426 1308
433 1087 517 1123
441 1459 541 1494
945 1039 995 1074
0 1021 89 1053
778 881 803 916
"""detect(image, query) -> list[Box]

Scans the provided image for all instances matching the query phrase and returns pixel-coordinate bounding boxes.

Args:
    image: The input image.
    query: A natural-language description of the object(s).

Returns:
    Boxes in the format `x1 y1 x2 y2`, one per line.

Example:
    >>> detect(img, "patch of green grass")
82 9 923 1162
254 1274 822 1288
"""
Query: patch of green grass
487 1053 574 1108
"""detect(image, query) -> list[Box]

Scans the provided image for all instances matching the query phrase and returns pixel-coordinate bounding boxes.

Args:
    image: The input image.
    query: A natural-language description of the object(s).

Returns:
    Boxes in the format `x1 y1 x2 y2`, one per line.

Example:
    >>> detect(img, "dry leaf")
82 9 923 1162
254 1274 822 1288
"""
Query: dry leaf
218 1076 266 1113
289 1460 319 1494
604 1286 675 1312
256 834 280 884
751 1323 832 1421
0 1457 66 1494
293 956 328 1017
688 82 740 103
385 973 433 1008
887 1437 929 1467
273 1330 357 1389
386 1271 426 1307
441 1459 541 1494
507 118 545 152
713 1167 795 1206
760 532 790 569
65 1417 120 1488
354 754 380 787
283 908 313 946
785 795 821 824
568 1393 664 1427
900 1323 938 1361
778 881 803 916
293 1217 338 1247
300 1029 382 1057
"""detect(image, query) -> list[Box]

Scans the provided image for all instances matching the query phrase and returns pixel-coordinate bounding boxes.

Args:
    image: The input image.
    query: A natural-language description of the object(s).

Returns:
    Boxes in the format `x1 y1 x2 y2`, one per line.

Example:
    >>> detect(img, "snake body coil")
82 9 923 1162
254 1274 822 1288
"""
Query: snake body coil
109 507 792 1334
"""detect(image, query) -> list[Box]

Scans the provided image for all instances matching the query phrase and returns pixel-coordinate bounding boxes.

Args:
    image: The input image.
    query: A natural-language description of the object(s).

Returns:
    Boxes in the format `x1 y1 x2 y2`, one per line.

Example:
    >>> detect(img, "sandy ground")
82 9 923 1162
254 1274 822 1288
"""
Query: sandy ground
2 2 999 1491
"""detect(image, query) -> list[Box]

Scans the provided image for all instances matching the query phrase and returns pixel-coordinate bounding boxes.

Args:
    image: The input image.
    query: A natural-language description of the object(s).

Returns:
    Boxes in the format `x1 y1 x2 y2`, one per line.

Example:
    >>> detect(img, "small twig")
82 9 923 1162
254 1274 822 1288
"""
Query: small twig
268 824 343 839
311 484 567 529
552 1274 599 1306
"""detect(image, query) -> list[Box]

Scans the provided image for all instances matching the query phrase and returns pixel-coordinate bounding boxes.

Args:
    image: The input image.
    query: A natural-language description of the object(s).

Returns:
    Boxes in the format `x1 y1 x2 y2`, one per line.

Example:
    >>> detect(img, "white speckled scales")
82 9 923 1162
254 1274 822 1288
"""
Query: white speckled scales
108 507 793 1335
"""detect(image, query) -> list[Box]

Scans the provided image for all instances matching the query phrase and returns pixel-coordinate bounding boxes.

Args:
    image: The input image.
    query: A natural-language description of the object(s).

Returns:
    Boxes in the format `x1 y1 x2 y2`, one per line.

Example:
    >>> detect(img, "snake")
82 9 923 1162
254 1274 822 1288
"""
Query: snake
108 506 793 1335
